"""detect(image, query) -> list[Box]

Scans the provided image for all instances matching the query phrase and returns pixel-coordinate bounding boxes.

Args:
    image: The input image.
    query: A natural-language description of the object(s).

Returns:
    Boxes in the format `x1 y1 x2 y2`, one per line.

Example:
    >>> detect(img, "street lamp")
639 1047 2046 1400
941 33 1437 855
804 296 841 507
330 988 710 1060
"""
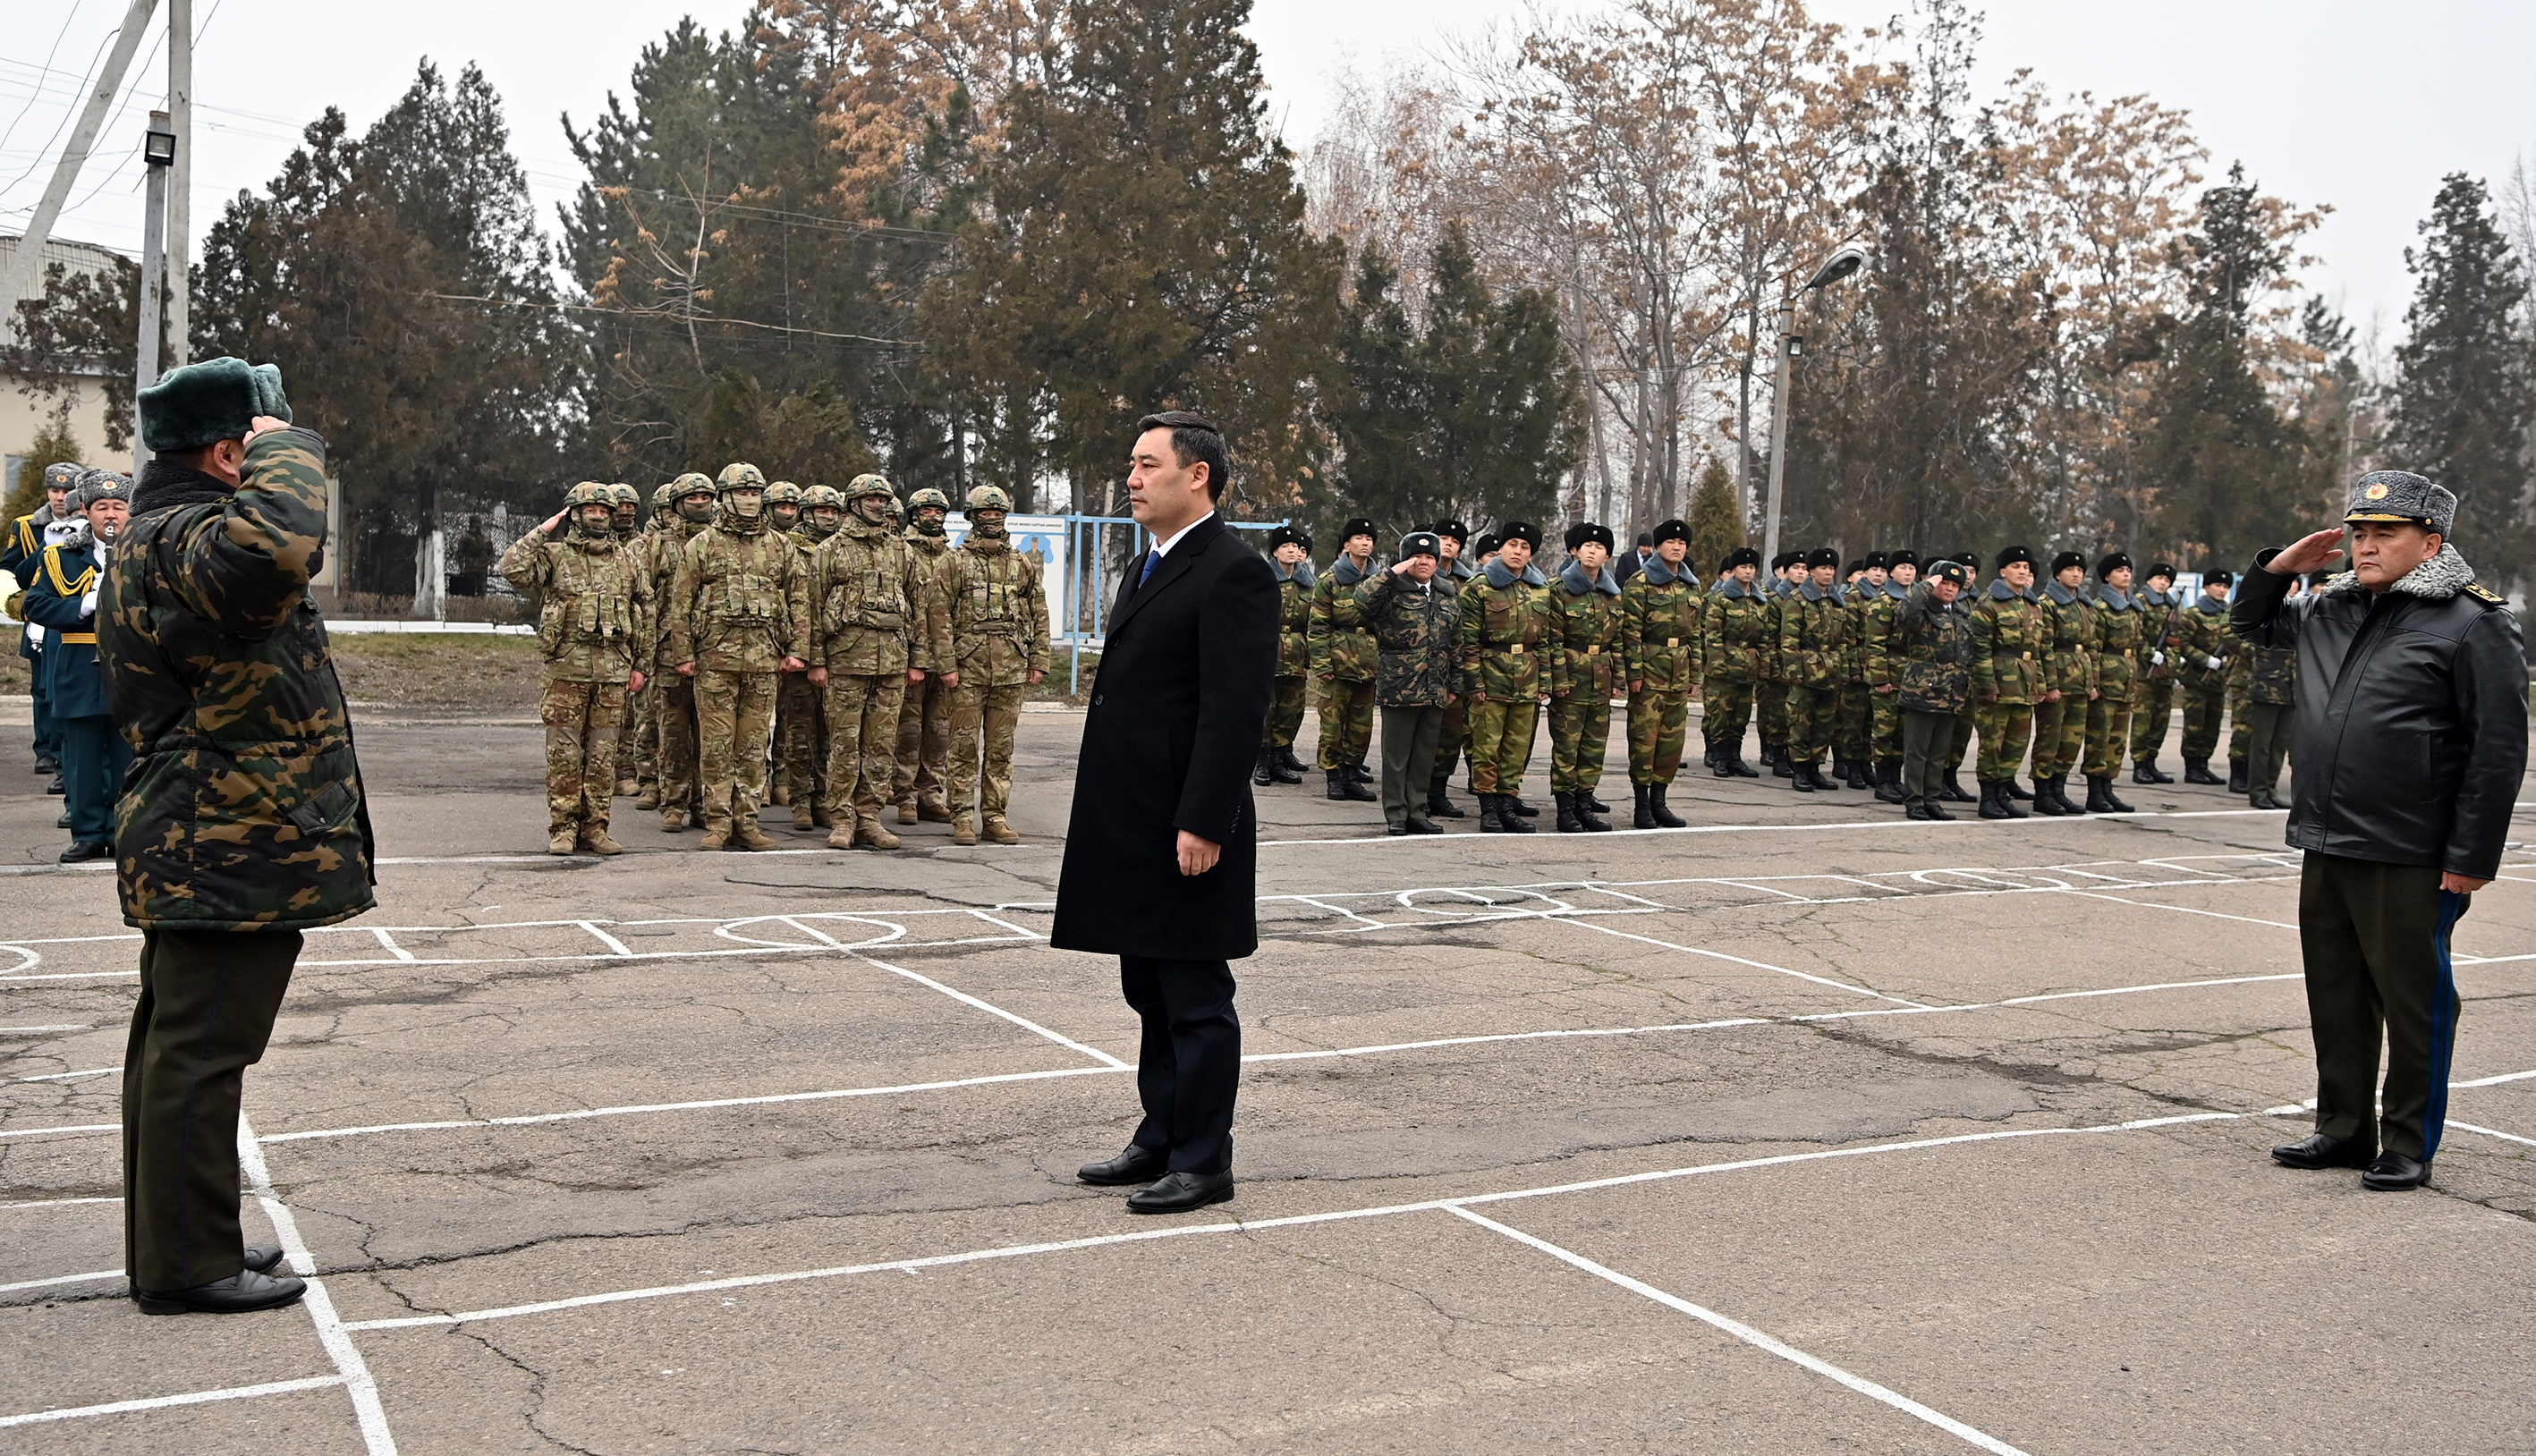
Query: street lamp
133 112 177 477
1760 244 1870 566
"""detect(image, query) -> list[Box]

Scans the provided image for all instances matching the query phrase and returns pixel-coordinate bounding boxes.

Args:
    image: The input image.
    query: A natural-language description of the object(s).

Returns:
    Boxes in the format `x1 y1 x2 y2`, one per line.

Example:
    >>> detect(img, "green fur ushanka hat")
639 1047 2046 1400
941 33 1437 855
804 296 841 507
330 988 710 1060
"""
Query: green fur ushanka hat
137 357 293 453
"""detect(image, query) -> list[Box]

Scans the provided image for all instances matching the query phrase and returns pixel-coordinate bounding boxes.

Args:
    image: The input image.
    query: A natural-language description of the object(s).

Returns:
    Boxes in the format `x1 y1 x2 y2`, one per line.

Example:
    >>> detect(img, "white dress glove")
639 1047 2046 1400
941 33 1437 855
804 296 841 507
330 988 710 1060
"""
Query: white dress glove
79 586 99 619
2150 650 2165 665
2205 655 2222 671
22 622 40 652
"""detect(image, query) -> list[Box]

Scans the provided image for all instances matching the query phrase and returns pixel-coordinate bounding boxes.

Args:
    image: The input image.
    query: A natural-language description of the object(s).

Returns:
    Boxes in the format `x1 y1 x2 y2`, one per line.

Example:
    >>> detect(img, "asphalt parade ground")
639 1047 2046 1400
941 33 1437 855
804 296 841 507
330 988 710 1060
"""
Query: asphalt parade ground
2 702 2533 1453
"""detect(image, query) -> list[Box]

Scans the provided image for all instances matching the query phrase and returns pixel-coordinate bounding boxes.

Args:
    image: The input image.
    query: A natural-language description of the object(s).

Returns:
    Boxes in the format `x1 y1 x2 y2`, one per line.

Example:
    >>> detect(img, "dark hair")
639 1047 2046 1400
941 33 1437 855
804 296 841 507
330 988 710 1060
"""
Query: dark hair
1137 411 1231 504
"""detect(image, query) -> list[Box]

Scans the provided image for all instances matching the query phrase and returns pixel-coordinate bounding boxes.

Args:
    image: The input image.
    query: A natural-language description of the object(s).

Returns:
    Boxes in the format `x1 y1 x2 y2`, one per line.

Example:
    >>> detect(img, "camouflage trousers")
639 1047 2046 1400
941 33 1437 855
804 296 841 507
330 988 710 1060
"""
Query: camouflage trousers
1464 695 1540 794
2130 680 2175 762
1627 690 1690 785
2082 697 2134 779
653 673 704 816
2179 686 2227 762
2032 695 2086 779
1974 699 2035 783
778 673 827 807
1785 683 1840 766
895 671 953 808
1757 680 1789 752
1262 674 1307 750
615 684 642 790
1870 689 1901 762
2227 679 2252 764
1548 691 1613 793
823 673 908 823
1318 677 1376 771
1433 695 1468 790
632 684 659 791
1701 677 1753 756
948 679 1026 828
541 678 625 834
696 668 778 833
1836 683 1873 763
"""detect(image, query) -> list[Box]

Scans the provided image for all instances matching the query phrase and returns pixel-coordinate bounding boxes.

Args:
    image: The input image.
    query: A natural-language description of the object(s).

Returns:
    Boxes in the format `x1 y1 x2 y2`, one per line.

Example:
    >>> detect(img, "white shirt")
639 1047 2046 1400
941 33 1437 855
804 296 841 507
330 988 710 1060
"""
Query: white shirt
1149 511 1215 562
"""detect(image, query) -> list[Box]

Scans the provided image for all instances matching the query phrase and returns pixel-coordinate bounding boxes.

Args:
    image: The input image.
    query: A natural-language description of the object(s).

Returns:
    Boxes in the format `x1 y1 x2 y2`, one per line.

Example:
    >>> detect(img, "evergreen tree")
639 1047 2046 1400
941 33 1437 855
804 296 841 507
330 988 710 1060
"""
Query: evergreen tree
3 412 85 525
1322 242 1423 536
2387 173 2535 586
1685 456 1743 576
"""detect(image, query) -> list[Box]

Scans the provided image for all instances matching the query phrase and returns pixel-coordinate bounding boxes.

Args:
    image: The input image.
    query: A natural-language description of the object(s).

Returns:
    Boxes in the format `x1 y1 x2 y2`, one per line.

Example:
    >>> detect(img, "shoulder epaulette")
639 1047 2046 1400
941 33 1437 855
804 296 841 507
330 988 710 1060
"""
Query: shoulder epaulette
2464 582 2508 607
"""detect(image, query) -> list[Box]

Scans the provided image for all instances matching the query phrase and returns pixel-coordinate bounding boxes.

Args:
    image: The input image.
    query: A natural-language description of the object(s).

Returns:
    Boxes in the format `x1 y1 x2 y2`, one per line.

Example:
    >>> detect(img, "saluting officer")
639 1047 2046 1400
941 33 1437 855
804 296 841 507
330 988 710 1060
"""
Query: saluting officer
2129 562 2182 783
1255 525 1313 786
1548 521 1624 833
1425 519 1475 819
1700 546 1768 779
1310 518 1381 801
1968 546 2046 819
1780 547 1848 792
2081 551 2142 814
2031 549 2094 816
1458 520 1550 833
1622 519 1701 826
1355 529 1459 834
2175 569 2235 784
500 482 652 855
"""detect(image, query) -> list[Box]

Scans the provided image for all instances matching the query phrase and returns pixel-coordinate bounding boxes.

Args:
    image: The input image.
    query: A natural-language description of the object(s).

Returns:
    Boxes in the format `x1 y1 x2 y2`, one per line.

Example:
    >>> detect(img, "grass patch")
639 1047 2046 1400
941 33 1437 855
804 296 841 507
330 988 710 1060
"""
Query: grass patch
329 633 548 713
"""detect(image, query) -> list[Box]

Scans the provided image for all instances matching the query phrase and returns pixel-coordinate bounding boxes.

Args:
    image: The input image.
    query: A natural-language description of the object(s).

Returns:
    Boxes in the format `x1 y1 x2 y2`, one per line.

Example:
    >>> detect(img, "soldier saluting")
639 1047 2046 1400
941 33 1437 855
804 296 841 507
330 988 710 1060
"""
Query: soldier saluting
1354 529 1458 834
499 482 652 854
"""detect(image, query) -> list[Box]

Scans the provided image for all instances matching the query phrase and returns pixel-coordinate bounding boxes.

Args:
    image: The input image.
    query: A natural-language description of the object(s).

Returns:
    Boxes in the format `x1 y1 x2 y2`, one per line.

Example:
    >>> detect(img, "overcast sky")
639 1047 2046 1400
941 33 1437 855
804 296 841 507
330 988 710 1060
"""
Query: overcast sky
5 0 2532 346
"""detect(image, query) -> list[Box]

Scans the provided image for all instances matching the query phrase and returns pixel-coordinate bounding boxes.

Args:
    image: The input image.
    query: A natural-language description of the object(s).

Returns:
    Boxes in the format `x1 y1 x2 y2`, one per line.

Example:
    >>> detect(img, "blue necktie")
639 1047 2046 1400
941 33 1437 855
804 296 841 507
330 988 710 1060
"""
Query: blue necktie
1140 549 1159 586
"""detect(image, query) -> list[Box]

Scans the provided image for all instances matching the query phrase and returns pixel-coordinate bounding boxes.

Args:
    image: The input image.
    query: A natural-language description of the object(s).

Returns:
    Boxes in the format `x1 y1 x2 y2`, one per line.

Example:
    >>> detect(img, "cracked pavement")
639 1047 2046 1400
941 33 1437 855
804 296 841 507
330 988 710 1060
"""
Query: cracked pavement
2 706 2533 1452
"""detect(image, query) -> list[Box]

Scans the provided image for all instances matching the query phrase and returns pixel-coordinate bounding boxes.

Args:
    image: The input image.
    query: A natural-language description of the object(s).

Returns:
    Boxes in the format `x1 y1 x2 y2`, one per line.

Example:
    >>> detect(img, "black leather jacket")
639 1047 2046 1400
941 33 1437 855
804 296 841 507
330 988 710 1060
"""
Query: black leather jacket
2233 546 2526 879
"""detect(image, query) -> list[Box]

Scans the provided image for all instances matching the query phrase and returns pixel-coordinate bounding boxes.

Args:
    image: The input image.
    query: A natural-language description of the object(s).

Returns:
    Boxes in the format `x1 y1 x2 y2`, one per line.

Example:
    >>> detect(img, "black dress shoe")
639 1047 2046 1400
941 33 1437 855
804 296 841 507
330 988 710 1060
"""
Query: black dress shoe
59 841 112 863
55 808 72 828
1125 1169 1235 1214
33 753 58 775
1077 1144 1169 1186
2271 1132 2375 1170
1386 820 1411 836
2362 1151 2430 1190
134 1267 308 1316
245 1244 286 1274
1404 817 1445 834
46 775 65 795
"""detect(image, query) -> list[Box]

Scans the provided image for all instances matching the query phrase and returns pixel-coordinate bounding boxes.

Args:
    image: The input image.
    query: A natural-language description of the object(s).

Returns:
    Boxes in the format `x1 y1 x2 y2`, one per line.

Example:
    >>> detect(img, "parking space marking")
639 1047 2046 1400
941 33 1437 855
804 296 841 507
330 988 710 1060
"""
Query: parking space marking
236 1115 398 1455
0 1267 122 1294
0 1376 350 1432
1446 1206 2032 1455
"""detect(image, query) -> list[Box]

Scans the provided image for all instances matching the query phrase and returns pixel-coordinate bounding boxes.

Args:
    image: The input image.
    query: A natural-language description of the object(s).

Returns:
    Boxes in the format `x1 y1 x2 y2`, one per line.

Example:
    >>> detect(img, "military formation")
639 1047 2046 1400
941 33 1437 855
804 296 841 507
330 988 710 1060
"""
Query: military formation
1246 521 2302 831
497 470 1046 853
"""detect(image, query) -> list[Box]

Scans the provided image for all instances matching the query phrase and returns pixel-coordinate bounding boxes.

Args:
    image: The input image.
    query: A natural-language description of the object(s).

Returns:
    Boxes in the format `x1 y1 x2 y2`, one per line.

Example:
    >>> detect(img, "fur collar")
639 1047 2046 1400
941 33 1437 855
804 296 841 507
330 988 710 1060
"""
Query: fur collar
1276 558 1316 588
1718 576 1763 599
2094 584 2134 611
2043 580 2082 606
1985 579 2032 603
1639 557 1695 588
2313 543 2476 601
1484 558 1548 589
1560 560 1622 597
1332 554 1370 587
132 459 235 515
2191 594 2229 614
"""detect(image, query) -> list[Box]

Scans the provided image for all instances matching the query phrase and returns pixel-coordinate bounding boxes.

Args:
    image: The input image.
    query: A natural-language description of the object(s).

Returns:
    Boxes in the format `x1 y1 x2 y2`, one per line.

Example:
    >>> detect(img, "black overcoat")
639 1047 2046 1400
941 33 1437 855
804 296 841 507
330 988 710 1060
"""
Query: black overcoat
1052 513 1278 960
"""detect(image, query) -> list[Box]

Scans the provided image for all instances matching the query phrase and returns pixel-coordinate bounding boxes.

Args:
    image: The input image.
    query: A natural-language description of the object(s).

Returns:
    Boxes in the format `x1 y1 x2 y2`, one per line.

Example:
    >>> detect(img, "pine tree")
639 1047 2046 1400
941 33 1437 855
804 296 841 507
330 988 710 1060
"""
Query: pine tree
1323 242 1424 536
4 411 85 526
2387 173 2535 586
1685 456 1743 577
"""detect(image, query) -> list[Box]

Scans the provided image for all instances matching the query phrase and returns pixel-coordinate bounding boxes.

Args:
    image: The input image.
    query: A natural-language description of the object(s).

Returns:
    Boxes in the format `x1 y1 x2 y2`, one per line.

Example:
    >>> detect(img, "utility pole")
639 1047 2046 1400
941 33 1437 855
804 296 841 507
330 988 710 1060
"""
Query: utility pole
0 0 163 320
134 113 174 477
166 0 192 367
1760 297 1796 567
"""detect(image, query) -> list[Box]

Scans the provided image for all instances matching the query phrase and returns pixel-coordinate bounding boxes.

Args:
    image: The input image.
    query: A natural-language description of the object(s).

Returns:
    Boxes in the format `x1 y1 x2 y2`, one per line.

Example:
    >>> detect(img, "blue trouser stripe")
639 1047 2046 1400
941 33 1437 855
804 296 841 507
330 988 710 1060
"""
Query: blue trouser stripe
2421 890 2464 1161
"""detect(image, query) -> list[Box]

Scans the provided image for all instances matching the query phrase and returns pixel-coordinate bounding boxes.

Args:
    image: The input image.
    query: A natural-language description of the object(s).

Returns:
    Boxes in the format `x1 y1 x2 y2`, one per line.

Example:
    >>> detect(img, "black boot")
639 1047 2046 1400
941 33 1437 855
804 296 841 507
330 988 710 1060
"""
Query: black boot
1253 749 1276 787
2053 774 2087 815
2184 757 2223 785
1809 763 1841 792
1848 758 1872 791
2142 756 2173 783
1342 766 1378 802
1326 769 1348 800
1770 748 1794 779
2084 775 2118 813
1791 758 1817 791
2100 775 2134 812
1997 780 2029 817
1711 738 1736 777
1268 749 1302 784
2226 757 2248 794
1278 746 1310 776
1874 759 1905 804
2031 774 2069 816
1555 791 1584 833
1633 783 1658 829
1426 781 1466 818
1976 780 2013 820
1727 751 1759 779
1499 793 1537 834
1507 794 1540 817
1939 768 1975 803
1480 793 1508 833
2000 777 2032 801
1649 783 1685 828
1581 786 1610 813
1923 795 1957 821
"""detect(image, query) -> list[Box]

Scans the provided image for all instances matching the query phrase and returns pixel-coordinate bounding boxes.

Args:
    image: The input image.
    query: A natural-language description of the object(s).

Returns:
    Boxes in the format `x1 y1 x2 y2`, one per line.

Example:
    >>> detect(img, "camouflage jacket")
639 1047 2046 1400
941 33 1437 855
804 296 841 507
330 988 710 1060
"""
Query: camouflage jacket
1309 555 1378 681
1548 561 1626 701
98 433 377 932
642 516 712 668
2137 587 2184 683
2040 581 2096 697
808 518 946 677
1354 567 1460 707
497 526 652 681
1892 584 1974 714
1623 560 1703 693
938 533 1051 686
1700 578 1774 684
1966 580 2048 704
1273 562 1315 676
1456 559 1552 699
1851 584 1901 689
1778 581 1851 689
2243 633 2296 706
2176 596 2235 691
667 517 810 672
2087 587 2149 702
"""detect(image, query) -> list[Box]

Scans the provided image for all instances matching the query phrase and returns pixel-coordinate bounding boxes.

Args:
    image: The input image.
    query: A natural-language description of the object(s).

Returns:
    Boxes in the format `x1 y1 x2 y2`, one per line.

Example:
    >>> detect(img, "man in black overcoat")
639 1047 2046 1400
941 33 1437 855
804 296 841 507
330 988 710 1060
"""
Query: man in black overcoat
1053 411 1278 1213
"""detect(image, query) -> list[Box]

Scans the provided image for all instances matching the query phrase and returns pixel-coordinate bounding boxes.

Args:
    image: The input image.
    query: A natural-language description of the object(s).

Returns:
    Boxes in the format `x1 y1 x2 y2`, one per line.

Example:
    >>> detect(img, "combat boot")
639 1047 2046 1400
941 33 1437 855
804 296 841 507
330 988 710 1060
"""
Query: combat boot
827 823 857 849
1506 793 1539 817
634 787 660 811
1632 784 1657 828
578 825 625 856
1480 794 1509 833
1326 770 1351 801
1268 751 1301 785
1791 758 1816 791
547 827 579 856
1581 786 1611 813
1727 751 1760 779
1923 796 1957 821
1939 769 1975 803
1498 793 1537 833
1277 747 1309 775
919 791 952 823
768 780 789 808
1426 781 1466 818
2099 776 2134 812
1648 783 1685 829
1770 748 1794 779
2001 777 2032 801
811 803 834 829
983 817 1021 845
1576 793 1613 832
2031 775 2068 816
1847 759 1873 791
2083 775 2123 814
855 816 903 851
2226 758 2249 794
661 808 690 832
2133 756 2171 785
1555 792 1583 833
734 822 780 851
616 775 638 798
696 823 729 850
1996 782 2029 818
1977 781 2013 820
1253 749 1276 787
2184 757 2224 785
897 795 920 825
1875 760 1905 804
952 817 980 847
2050 774 2085 815
1342 771 1378 803
793 801 818 831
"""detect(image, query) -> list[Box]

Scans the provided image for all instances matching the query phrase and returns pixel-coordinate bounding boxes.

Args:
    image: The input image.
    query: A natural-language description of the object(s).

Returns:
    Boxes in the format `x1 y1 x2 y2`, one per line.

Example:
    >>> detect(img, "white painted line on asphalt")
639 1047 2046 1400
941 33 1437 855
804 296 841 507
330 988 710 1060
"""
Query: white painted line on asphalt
0 1196 119 1211
2050 889 2301 931
0 1376 348 1431
2454 1068 2536 1088
2450 1121 2536 1150
0 1025 90 1035
236 1115 398 1455
1446 1206 2033 1456
1554 917 1933 1008
14 1064 115 1081
0 1267 121 1294
0 1122 116 1140
369 928 417 963
833 939 1131 1071
576 920 636 958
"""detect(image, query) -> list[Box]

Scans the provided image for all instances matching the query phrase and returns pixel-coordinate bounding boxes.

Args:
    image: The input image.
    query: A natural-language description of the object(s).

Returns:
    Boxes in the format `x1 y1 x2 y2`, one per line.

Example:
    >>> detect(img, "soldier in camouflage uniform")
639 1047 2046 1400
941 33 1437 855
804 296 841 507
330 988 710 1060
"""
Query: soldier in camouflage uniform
1894 562 1975 819
1968 546 2046 820
1847 551 1900 797
2031 550 2095 817
643 474 719 822
2081 551 2143 814
810 474 946 850
1700 546 1768 779
1425 519 1476 817
2128 562 2182 784
894 487 958 823
761 481 823 818
1459 520 1551 833
1757 551 1800 773
2240 579 2299 809
1876 551 1921 784
1548 521 1624 833
628 482 676 804
937 486 1050 844
1354 529 1459 834
103 359 373 1313
603 484 647 794
499 483 652 854
1310 517 1381 800
1832 553 1885 788
1779 547 1849 792
1623 519 1701 828
1254 525 1313 786
2175 568 2235 784
667 463 810 851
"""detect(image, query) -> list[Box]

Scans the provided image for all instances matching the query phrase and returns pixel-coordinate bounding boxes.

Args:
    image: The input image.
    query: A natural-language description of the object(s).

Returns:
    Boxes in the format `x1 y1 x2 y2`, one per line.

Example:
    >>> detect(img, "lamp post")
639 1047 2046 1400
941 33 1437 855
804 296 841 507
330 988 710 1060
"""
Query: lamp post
134 111 176 478
1759 244 1869 566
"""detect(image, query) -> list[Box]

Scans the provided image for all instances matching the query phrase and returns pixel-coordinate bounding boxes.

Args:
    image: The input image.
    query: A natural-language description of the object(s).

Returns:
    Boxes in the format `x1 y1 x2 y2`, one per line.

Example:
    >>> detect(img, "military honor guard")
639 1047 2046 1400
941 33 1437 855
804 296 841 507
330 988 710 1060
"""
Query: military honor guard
1700 545 1767 780
1255 525 1313 786
1355 529 1459 834
666 463 810 851
1547 521 1623 833
1621 519 1701 826
1967 546 2045 819
2128 562 2181 783
2080 552 2142 814
1779 547 1849 792
19 472 131 859
1757 550 1800 773
1458 520 1551 833
2031 549 2094 816
1894 560 1974 819
1310 518 1381 800
499 482 653 855
809 474 947 849
895 486 959 824
4 461 86 786
1845 551 1897 794
2174 569 2234 784
937 486 1050 846
1425 518 1474 818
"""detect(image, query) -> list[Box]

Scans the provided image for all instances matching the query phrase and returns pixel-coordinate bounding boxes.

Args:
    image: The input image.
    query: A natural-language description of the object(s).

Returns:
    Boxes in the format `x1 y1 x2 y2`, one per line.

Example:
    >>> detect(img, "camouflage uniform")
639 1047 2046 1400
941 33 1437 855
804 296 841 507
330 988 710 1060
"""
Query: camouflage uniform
894 491 957 821
666 465 810 845
1354 563 1459 825
1548 561 1625 800
1778 580 1850 776
764 482 823 815
1431 554 1477 795
1892 583 1974 811
644 476 717 822
938 501 1051 842
1757 578 1794 761
1850 580 1902 781
1456 560 1552 798
1967 580 2046 788
1624 559 1702 788
810 477 947 847
2082 587 2146 780
2242 628 2297 800
1310 555 1379 775
629 482 675 801
2176 594 2235 769
498 486 652 852
1264 560 1314 756
2033 580 2096 787
605 483 646 793
2129 583 2184 775
2226 649 2254 775
1701 578 1772 768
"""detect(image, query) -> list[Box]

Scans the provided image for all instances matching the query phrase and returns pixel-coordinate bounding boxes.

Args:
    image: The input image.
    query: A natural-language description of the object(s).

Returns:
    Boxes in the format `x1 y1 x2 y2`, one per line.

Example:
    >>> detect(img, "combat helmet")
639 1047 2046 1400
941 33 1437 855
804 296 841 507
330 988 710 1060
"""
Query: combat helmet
802 484 845 512
564 481 615 536
717 461 766 495
844 472 895 504
765 480 806 508
606 482 640 509
966 485 1013 514
906 487 950 513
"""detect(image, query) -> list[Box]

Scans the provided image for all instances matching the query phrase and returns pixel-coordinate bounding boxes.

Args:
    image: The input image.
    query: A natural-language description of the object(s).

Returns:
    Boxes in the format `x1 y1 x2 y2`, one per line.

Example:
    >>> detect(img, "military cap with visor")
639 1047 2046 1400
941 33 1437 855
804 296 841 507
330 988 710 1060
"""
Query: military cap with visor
2344 470 2456 536
1930 561 1970 587
1398 530 1442 560
2095 551 2132 580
